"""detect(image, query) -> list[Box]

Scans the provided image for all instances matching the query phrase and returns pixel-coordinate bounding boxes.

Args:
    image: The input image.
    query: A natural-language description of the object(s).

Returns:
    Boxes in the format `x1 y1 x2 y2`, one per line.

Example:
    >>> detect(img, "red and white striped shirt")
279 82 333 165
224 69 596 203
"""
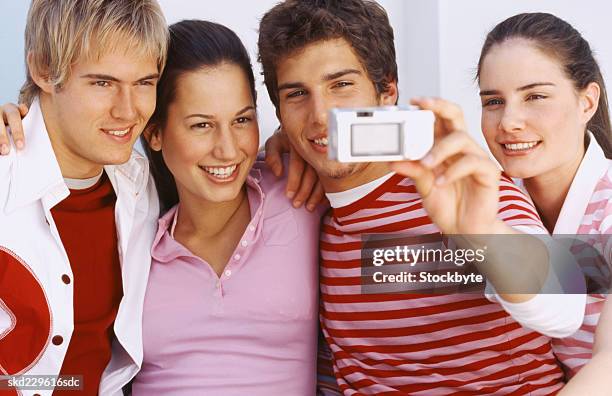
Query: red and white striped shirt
320 173 565 395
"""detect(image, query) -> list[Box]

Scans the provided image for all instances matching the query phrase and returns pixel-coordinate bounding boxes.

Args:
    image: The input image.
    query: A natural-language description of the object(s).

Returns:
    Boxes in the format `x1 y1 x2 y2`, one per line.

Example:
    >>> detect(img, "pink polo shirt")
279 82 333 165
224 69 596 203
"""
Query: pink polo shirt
132 163 322 395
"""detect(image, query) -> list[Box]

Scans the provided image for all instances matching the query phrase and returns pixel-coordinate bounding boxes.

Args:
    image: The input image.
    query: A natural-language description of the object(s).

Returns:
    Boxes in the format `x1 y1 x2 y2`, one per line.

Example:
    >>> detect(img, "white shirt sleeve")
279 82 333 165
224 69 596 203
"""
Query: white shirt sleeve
486 233 587 338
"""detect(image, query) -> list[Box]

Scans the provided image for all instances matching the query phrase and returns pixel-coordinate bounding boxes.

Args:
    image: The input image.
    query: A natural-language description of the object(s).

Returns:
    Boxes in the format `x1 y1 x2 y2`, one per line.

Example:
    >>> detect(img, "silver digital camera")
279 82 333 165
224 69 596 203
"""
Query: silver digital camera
328 106 435 162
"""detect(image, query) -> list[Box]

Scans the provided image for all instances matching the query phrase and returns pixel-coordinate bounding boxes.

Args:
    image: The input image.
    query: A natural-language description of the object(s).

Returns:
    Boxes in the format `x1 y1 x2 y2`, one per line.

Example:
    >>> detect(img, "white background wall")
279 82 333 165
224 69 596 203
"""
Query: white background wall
1 0 610 148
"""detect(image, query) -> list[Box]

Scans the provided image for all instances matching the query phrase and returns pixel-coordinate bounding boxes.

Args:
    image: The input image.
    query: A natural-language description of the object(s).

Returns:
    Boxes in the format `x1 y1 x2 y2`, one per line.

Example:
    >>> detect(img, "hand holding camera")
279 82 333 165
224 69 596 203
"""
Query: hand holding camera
390 97 504 235
328 97 504 235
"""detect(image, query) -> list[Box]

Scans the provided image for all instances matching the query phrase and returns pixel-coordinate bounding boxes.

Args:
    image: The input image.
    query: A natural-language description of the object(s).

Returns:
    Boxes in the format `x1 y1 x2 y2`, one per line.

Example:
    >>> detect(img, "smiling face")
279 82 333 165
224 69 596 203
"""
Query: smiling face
276 38 397 190
479 38 597 180
38 47 159 178
149 63 259 204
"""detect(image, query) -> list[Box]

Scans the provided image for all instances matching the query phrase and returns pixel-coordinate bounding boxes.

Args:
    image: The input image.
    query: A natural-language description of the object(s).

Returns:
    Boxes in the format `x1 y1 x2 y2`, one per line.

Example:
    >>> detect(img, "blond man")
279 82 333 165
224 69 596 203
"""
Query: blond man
0 1 167 395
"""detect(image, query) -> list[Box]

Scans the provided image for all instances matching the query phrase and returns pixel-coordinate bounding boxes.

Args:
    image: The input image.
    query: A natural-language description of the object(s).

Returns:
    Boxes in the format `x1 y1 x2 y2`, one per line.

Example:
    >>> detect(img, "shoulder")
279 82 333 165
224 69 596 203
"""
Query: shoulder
250 160 325 223
600 162 612 191
251 160 285 195
593 165 612 233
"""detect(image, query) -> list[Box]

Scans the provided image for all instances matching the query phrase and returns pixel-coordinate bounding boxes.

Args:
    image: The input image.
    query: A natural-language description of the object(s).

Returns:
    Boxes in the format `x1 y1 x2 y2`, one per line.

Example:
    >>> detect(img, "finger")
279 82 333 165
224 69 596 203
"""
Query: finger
286 146 306 199
305 181 325 212
435 154 500 187
292 165 318 208
264 133 285 177
5 105 25 150
421 130 485 169
410 97 467 135
0 121 9 155
390 160 435 198
18 103 29 117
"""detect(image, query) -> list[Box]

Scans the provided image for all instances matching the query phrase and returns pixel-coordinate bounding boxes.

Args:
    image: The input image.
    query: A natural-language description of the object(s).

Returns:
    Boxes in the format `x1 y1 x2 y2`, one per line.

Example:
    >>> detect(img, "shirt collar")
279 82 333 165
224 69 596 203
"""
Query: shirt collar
5 97 68 213
151 169 266 264
554 132 611 234
104 150 150 197
325 172 395 208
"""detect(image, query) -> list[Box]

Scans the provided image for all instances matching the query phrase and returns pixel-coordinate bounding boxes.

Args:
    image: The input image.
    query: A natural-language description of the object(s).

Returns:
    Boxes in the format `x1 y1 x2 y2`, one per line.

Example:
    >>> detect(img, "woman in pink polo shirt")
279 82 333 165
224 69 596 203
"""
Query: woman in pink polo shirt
475 13 611 393
130 20 322 395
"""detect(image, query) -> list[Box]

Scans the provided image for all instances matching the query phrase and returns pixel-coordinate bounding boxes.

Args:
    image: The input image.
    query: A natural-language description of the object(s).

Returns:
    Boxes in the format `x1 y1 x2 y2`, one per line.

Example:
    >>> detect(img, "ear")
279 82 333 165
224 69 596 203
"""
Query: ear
579 81 600 125
143 124 163 151
379 79 398 106
27 52 55 94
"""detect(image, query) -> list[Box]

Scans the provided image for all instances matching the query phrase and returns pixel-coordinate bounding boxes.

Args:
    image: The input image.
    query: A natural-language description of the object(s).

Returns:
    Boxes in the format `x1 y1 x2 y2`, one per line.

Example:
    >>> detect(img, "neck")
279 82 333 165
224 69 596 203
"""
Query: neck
39 94 104 179
523 145 585 233
321 162 392 193
175 186 248 238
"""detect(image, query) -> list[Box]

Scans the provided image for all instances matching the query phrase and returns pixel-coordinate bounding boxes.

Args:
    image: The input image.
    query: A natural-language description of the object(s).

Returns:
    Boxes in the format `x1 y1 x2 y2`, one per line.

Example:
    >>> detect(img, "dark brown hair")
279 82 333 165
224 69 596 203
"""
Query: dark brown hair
142 20 257 212
477 12 612 158
257 0 397 109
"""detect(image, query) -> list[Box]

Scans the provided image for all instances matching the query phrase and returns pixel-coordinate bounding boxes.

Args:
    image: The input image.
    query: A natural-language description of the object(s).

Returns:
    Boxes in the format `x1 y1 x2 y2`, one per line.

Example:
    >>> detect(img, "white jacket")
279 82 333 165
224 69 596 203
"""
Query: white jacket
0 98 159 395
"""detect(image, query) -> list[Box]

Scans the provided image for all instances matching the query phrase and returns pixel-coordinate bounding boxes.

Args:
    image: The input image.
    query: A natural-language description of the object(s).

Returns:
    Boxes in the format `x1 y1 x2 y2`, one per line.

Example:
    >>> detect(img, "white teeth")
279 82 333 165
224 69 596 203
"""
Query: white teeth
504 141 538 151
203 164 237 179
106 128 130 136
313 137 328 146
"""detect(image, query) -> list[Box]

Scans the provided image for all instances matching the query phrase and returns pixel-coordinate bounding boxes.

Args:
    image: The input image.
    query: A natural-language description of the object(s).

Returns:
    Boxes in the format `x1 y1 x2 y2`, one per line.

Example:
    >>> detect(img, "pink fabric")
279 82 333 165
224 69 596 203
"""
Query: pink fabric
132 163 322 395
553 165 612 378
513 137 612 378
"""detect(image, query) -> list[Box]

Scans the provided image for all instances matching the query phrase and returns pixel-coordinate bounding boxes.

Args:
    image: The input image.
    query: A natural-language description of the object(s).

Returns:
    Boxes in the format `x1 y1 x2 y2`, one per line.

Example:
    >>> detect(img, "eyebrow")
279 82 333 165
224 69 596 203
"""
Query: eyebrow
277 68 362 91
80 73 160 83
479 82 556 96
185 106 256 120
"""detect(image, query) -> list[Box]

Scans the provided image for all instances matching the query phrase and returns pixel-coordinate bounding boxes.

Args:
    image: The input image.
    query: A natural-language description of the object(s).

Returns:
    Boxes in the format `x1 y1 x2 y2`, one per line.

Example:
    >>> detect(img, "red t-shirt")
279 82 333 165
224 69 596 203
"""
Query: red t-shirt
51 172 122 395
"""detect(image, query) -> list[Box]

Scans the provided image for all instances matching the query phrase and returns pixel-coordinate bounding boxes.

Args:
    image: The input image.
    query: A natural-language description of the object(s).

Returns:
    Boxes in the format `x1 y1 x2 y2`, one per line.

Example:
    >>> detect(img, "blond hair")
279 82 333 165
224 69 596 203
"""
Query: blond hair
19 0 168 105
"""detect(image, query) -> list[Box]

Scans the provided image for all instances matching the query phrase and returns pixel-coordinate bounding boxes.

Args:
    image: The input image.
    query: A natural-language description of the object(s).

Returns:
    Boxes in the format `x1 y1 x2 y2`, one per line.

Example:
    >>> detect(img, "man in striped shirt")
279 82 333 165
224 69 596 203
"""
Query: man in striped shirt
259 1 585 394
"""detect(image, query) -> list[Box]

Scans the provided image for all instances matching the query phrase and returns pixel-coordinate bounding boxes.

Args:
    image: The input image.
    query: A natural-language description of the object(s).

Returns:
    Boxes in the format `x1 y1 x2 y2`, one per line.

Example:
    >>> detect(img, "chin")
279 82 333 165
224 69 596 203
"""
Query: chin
103 154 133 166
321 162 357 180
205 189 243 203
501 163 540 180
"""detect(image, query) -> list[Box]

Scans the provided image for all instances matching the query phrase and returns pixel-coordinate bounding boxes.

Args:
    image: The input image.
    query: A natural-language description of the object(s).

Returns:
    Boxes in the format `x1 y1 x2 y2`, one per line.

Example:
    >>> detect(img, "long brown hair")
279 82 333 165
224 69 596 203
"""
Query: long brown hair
476 12 612 158
142 20 257 212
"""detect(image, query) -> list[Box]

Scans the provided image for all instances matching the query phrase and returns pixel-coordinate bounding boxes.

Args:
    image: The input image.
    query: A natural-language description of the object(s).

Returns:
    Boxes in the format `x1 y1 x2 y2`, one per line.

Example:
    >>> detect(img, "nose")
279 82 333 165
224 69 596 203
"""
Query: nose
499 103 526 133
308 93 330 131
213 126 239 161
110 87 137 121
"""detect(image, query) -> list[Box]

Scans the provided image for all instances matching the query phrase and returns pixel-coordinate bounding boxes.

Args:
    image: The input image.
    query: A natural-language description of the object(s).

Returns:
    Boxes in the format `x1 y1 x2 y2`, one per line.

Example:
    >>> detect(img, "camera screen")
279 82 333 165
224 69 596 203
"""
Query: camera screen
351 123 401 156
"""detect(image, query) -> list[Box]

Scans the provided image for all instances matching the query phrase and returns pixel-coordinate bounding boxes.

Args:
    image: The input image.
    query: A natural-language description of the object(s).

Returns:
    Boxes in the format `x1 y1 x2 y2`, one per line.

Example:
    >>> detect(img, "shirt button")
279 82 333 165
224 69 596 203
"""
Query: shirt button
52 335 63 345
234 254 241 261
216 281 221 289
249 225 255 232
61 274 71 284
241 240 248 247
225 269 232 277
